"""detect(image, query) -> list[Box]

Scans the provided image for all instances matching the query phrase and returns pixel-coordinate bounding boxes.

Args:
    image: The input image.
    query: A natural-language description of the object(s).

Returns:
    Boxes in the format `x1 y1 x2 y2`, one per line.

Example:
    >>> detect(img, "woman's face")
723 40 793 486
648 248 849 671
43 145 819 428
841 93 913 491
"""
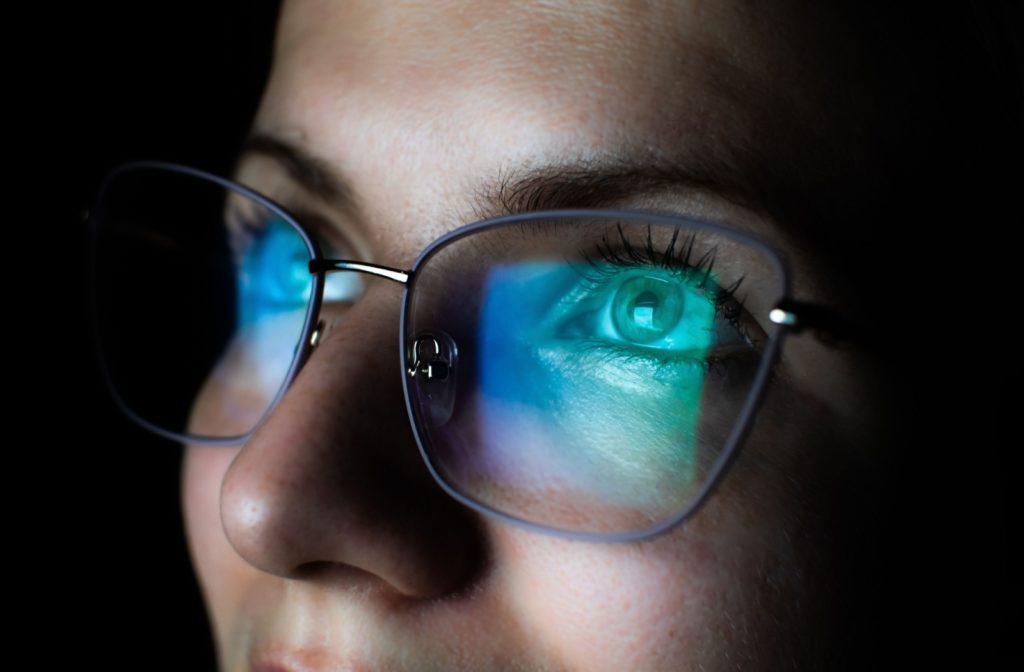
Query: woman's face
183 1 887 669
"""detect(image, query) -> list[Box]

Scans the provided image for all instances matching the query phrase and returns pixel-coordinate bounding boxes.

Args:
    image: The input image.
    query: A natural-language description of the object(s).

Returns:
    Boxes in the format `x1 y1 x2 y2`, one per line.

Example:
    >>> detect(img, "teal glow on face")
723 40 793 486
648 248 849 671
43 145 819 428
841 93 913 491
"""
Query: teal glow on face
476 260 725 516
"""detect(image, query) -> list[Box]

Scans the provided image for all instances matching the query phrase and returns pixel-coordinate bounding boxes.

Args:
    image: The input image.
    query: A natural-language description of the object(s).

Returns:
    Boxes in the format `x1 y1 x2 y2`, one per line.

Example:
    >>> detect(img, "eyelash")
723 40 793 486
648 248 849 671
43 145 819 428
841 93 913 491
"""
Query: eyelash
574 222 753 345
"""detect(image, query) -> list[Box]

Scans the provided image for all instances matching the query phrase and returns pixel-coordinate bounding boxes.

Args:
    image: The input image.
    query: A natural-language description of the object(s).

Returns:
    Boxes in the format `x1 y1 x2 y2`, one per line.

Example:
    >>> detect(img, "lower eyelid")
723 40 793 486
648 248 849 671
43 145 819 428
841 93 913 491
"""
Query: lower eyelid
556 338 710 372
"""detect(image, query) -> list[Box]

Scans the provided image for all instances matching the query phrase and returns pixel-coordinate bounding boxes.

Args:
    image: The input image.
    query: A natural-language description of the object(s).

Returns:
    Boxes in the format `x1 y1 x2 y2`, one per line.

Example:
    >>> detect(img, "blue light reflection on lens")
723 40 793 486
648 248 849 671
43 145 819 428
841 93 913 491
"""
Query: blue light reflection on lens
237 216 312 326
477 261 717 510
220 215 313 405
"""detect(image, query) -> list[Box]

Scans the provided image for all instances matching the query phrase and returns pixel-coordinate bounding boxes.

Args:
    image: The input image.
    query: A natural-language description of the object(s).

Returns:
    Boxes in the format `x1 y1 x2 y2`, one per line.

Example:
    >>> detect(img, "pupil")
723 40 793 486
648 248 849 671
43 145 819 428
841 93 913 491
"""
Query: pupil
630 291 660 330
612 276 684 345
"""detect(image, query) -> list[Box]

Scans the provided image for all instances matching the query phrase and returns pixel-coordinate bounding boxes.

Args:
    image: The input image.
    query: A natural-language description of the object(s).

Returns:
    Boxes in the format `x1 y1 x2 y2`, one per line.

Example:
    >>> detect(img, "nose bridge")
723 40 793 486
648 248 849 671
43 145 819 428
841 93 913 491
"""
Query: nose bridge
217 272 481 595
303 258 412 361
310 258 410 285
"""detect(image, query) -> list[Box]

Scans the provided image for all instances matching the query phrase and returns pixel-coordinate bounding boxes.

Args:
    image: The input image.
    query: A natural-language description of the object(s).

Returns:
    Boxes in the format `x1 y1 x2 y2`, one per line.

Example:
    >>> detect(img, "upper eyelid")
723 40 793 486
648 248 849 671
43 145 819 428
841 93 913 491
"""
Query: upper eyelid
287 207 356 254
246 191 369 262
227 158 370 261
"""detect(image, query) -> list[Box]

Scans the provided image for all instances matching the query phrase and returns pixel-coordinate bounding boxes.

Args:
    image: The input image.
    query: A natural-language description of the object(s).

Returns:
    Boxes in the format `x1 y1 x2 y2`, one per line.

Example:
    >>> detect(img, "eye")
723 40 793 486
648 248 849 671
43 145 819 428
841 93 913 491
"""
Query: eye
606 273 708 350
549 261 757 375
235 215 313 323
229 207 365 326
283 207 365 304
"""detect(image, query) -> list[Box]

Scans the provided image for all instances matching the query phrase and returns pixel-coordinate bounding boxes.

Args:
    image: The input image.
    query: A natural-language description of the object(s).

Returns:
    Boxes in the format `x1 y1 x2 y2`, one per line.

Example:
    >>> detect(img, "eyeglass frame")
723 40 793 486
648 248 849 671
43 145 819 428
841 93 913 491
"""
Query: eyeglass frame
90 160 854 544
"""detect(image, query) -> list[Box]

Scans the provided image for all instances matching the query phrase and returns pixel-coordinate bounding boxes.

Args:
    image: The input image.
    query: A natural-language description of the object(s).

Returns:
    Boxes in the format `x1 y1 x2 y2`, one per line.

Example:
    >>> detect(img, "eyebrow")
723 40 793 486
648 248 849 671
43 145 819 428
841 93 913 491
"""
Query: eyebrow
242 133 359 213
240 131 768 225
474 160 762 221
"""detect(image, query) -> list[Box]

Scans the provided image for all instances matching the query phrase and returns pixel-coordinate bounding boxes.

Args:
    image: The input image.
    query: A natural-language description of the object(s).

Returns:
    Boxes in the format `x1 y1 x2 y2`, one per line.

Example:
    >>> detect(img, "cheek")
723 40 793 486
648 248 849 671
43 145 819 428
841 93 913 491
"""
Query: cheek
182 444 259 649
492 519 768 671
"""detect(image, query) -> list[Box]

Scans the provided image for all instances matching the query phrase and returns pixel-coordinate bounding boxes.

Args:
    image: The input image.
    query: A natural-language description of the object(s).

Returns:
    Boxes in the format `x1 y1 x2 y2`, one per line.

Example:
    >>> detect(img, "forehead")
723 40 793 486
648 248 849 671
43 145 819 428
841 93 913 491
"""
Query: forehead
270 0 780 118
253 0 870 248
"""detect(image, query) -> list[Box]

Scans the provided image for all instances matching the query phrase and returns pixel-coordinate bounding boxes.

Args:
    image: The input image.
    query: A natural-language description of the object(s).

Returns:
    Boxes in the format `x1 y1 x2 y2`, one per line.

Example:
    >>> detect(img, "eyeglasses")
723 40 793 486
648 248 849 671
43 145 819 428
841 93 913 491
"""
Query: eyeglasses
90 161 845 542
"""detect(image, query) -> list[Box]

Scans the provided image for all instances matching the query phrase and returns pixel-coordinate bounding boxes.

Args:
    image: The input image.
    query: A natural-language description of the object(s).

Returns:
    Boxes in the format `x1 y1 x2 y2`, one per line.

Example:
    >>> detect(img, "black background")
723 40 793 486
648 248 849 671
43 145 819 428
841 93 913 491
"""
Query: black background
30 1 1017 669
46 2 280 668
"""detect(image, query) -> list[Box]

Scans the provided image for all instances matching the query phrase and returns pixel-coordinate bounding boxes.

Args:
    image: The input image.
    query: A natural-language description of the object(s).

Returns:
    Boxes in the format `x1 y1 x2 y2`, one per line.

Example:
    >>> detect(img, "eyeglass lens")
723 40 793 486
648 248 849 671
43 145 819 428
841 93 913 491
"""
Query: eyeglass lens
405 215 782 534
93 166 784 535
93 166 316 439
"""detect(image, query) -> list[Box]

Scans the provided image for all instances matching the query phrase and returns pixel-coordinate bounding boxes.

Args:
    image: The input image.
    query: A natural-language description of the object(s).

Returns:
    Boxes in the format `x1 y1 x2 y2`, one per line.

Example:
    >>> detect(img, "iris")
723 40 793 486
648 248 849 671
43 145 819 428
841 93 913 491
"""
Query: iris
612 276 684 344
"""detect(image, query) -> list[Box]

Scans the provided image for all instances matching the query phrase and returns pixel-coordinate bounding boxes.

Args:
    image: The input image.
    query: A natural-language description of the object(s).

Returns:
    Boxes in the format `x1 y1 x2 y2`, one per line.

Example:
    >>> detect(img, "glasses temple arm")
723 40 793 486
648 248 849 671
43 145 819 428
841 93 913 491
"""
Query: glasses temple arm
770 299 868 350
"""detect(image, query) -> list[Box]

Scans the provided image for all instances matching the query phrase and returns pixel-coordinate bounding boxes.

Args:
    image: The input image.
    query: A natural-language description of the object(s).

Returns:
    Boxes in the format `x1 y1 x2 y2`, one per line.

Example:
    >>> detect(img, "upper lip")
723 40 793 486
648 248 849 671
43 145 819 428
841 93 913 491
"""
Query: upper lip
238 575 525 672
250 664 292 672
251 647 377 672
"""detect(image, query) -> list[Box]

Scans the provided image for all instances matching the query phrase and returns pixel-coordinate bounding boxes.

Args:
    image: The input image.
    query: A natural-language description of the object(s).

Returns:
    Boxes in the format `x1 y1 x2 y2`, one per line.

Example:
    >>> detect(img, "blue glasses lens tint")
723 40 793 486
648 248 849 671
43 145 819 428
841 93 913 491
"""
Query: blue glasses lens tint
406 216 781 534
94 167 314 439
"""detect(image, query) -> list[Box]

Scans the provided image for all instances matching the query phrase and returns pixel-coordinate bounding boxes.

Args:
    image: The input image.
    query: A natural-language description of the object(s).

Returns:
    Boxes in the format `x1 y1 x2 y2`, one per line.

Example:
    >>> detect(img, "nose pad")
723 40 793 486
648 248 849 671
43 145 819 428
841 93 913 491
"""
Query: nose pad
407 331 458 427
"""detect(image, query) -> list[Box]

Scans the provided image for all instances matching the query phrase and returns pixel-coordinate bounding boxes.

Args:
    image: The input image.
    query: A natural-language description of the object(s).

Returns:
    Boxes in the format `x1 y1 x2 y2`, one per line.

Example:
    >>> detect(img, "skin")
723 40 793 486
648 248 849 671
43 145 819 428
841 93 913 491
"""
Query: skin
183 1 891 669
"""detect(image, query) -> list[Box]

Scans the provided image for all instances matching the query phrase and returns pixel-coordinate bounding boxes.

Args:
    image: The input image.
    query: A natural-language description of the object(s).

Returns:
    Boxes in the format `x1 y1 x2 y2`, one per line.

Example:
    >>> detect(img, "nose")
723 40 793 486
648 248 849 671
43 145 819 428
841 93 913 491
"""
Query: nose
218 281 484 598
